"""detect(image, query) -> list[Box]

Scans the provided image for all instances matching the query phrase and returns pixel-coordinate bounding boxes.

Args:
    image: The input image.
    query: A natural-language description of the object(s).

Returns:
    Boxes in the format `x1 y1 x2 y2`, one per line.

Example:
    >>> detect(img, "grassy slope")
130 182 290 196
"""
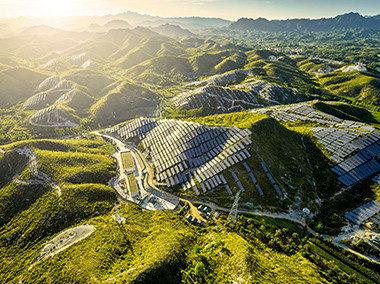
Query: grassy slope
312 101 380 128
2 201 372 283
0 67 47 106
318 70 380 105
90 81 160 126
3 138 116 184
188 113 337 210
64 70 115 98
0 134 377 283
0 150 29 188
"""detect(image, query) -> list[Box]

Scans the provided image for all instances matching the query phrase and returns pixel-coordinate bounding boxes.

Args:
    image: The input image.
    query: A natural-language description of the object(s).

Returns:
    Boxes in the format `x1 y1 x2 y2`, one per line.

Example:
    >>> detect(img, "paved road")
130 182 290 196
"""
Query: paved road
93 132 178 210
92 131 380 264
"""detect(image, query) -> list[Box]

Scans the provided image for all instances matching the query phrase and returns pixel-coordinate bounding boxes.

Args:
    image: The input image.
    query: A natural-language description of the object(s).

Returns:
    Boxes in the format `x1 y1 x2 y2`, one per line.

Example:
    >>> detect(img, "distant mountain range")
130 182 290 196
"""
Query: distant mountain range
229 12 380 32
1 11 380 34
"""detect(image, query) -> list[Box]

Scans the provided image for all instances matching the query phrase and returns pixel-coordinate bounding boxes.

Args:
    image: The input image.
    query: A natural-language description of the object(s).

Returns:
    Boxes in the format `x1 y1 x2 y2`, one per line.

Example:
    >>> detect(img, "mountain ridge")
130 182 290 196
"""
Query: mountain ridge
230 12 380 32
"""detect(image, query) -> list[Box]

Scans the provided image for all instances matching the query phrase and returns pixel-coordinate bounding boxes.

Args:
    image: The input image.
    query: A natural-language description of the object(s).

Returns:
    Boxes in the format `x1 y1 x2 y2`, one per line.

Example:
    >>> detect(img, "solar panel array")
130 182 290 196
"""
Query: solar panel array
231 171 245 192
24 92 47 109
31 105 57 122
173 80 302 113
243 162 264 196
313 129 380 187
107 117 157 140
255 103 343 125
186 69 253 87
29 79 77 126
252 102 380 188
237 80 302 105
106 118 253 196
372 173 380 184
172 86 261 113
34 76 61 93
344 201 380 225
261 161 282 196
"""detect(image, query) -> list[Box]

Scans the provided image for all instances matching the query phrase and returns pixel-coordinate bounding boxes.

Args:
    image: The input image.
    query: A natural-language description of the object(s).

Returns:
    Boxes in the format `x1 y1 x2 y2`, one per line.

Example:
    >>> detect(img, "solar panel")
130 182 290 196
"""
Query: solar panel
273 184 282 196
225 185 232 195
256 184 264 196
249 172 257 184
261 161 269 173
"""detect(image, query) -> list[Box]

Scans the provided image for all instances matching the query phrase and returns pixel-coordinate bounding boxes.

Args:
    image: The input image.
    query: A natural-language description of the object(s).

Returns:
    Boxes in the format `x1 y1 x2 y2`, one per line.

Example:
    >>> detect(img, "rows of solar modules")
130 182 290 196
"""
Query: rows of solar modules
106 117 157 141
243 162 264 195
344 201 380 225
24 80 76 110
252 102 380 187
55 89 76 104
186 69 253 87
34 76 61 93
172 86 262 112
231 171 245 192
313 129 380 187
24 92 48 109
106 118 254 196
373 173 380 184
260 161 282 196
28 79 78 125
174 80 304 113
256 103 343 125
30 105 57 122
237 80 303 105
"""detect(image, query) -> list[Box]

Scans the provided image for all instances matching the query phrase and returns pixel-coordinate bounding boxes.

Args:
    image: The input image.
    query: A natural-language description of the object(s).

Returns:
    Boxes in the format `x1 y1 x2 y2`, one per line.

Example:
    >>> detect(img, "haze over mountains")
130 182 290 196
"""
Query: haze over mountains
1 11 380 33
230 12 380 32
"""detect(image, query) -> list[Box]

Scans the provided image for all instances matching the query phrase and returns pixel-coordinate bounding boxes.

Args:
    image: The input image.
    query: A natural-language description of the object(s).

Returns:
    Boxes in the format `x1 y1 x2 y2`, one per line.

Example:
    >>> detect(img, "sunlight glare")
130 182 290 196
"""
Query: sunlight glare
33 0 80 18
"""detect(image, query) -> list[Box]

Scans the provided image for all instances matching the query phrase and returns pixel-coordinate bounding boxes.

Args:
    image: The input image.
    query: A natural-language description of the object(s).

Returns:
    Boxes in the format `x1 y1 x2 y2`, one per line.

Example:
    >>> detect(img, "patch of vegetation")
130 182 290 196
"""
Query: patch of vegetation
313 101 380 128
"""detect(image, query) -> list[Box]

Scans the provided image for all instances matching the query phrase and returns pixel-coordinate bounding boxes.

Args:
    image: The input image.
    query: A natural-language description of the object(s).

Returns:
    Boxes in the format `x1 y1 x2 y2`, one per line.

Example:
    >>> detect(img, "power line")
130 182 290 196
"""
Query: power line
227 190 241 224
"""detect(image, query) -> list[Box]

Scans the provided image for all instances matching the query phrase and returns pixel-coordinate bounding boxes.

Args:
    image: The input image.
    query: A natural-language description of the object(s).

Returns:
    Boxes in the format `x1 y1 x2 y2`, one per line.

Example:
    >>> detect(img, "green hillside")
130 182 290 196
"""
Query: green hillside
117 38 169 69
318 70 380 105
0 68 47 106
312 101 380 127
188 113 339 209
125 55 195 84
0 150 29 188
1 199 376 283
65 70 115 98
90 81 160 126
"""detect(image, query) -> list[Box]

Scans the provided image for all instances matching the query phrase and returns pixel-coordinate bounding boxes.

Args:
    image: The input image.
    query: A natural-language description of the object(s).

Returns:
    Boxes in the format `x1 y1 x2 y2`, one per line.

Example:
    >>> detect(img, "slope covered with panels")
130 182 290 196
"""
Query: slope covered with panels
105 118 253 196
253 101 380 188
172 79 306 114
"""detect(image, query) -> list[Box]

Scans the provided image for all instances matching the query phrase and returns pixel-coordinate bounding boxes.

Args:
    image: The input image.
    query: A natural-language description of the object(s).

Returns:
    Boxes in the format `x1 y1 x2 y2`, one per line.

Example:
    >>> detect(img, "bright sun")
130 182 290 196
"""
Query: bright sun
32 0 79 17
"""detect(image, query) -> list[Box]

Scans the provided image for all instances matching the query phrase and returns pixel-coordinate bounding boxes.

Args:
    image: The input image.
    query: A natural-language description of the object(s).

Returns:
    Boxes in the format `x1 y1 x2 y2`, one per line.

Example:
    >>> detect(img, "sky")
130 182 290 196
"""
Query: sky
0 0 379 20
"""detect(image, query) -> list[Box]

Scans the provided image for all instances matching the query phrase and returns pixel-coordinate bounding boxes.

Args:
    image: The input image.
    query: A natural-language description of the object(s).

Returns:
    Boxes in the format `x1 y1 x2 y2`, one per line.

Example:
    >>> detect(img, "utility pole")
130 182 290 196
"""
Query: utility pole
227 190 241 224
